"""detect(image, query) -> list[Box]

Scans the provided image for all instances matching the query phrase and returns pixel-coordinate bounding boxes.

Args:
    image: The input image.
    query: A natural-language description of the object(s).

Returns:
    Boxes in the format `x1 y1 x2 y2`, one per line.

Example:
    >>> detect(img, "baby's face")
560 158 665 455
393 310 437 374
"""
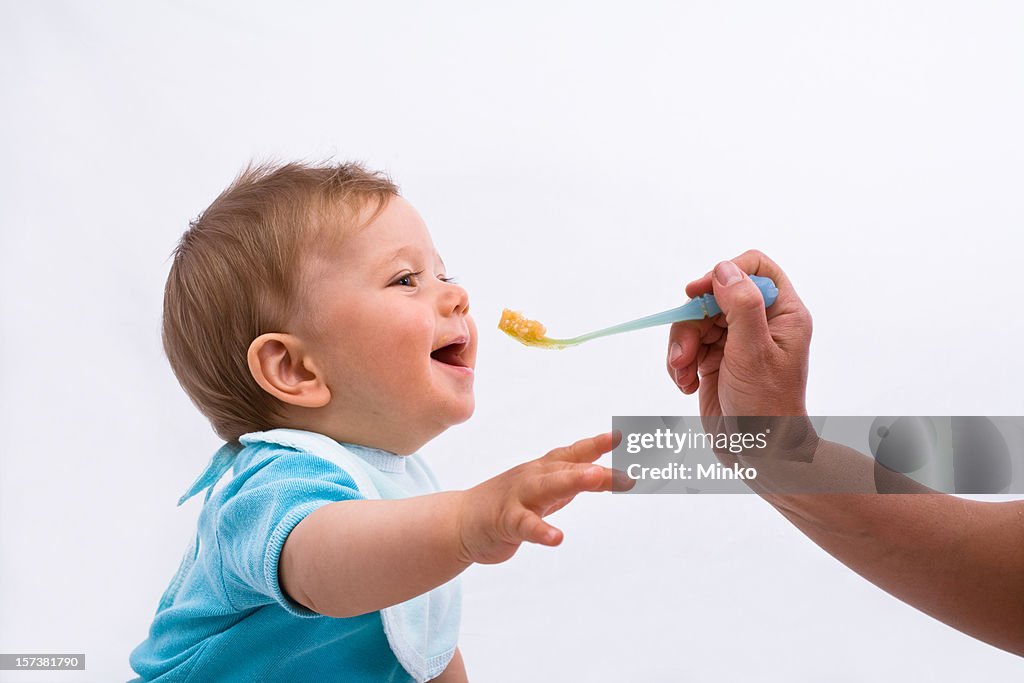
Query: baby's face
295 196 477 453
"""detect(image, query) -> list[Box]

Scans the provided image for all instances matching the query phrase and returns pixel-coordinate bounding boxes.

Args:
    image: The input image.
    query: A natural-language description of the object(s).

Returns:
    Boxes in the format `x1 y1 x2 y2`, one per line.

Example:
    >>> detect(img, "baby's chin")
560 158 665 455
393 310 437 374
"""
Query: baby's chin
440 392 475 429
450 394 476 424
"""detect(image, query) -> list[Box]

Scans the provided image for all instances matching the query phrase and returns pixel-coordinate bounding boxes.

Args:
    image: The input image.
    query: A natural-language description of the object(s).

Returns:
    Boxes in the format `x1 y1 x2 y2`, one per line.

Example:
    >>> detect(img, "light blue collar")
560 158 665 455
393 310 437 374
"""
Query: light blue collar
178 437 408 506
339 442 408 474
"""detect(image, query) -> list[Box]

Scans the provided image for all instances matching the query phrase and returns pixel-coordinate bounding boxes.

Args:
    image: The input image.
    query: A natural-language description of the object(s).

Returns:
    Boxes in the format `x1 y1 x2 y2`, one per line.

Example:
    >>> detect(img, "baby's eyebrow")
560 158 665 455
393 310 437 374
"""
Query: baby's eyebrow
379 246 420 267
377 246 446 271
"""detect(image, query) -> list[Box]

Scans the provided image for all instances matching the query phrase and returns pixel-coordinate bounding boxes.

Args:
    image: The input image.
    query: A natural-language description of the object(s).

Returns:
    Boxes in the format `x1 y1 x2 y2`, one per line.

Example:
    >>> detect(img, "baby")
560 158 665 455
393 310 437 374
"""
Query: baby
129 161 624 682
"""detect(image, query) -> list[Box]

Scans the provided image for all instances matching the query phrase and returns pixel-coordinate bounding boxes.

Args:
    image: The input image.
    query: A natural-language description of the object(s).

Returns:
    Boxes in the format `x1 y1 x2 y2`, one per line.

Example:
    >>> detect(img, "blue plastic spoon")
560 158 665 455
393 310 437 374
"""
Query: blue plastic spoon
498 275 778 349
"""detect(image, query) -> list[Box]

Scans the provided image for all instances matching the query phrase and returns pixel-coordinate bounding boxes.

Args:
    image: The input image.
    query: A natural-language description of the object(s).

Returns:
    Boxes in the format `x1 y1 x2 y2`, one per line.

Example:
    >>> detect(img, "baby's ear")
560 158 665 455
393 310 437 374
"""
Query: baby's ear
247 333 331 408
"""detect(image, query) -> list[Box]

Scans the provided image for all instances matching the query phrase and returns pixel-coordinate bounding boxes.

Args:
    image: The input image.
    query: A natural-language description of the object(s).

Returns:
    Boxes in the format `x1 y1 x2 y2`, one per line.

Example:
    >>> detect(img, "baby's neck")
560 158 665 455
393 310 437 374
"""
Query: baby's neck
278 409 432 456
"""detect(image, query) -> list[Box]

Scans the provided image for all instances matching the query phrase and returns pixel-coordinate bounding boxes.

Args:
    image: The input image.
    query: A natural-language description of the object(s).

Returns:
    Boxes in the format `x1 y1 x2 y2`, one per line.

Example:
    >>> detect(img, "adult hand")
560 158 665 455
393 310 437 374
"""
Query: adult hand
666 250 813 417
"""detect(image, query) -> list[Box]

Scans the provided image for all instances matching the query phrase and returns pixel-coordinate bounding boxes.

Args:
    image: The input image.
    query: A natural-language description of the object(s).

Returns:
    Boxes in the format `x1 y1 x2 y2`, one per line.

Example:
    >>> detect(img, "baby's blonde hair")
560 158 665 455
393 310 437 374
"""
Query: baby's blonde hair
163 160 399 442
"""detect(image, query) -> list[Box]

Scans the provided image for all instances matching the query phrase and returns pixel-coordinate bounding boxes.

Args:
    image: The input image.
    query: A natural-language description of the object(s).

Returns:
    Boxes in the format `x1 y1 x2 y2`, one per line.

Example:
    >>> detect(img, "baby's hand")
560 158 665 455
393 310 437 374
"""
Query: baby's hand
456 432 630 565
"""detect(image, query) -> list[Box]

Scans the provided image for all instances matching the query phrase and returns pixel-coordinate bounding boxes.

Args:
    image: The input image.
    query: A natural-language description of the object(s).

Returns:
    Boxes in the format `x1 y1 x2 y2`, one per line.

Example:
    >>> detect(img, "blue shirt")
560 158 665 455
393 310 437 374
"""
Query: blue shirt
129 429 460 682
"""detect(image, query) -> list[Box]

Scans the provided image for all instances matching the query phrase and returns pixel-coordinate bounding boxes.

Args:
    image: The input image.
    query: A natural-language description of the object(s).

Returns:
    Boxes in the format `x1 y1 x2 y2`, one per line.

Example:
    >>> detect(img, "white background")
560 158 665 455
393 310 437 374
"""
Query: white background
3 1 1024 680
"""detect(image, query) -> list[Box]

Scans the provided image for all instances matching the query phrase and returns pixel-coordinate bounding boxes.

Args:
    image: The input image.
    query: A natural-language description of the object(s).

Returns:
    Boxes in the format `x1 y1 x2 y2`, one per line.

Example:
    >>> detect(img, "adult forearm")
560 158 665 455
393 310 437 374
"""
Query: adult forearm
742 439 1024 656
280 491 471 618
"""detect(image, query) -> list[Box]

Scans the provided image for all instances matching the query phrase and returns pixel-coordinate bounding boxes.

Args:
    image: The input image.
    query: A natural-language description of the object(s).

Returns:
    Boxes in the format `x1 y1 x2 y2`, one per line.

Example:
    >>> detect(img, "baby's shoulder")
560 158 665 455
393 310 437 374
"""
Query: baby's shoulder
210 438 364 510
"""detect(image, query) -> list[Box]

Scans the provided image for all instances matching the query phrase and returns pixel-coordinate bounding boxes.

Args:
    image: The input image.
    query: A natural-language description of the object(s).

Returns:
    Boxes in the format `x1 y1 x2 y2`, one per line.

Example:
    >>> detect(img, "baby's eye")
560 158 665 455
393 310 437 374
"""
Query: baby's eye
438 274 459 284
393 270 423 287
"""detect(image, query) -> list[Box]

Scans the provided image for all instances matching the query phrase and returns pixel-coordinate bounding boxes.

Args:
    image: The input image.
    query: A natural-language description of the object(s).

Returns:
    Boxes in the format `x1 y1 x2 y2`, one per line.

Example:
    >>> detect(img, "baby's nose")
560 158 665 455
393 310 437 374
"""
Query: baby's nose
440 282 470 316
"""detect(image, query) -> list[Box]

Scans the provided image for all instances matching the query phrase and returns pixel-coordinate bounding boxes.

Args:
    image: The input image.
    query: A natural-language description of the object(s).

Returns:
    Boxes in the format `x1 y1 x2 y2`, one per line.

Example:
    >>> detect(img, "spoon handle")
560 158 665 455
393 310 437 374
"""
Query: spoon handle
561 275 779 345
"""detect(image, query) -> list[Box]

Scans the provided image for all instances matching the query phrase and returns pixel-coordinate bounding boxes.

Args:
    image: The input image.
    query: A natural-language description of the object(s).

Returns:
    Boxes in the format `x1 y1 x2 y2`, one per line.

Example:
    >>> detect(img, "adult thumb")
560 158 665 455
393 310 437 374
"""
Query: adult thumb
711 260 772 348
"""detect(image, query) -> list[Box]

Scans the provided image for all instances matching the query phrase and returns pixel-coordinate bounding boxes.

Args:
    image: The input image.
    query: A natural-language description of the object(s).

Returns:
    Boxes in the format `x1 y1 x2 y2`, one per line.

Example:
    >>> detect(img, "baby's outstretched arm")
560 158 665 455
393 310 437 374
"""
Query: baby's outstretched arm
279 432 625 618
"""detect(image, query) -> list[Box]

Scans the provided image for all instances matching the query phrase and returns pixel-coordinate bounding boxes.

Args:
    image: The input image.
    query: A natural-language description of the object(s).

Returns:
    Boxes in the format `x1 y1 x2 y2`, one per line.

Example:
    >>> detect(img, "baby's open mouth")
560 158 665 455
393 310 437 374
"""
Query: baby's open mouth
430 339 469 368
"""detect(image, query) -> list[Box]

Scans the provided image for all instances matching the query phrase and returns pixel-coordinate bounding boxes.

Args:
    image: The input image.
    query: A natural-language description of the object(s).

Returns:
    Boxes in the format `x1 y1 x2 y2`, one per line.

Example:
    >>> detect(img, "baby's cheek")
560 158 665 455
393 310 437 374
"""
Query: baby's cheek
376 314 433 368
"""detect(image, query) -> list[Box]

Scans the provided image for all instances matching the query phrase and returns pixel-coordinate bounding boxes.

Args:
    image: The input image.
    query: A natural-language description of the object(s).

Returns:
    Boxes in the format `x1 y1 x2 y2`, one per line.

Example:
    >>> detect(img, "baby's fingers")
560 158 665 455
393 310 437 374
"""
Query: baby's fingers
529 464 615 507
543 432 619 464
515 509 564 547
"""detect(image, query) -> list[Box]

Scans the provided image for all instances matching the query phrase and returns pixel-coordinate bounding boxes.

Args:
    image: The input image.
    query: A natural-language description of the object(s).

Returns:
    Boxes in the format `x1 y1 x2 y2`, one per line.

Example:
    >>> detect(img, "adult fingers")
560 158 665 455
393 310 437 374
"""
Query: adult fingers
668 320 722 393
686 250 807 333
686 249 795 296
667 318 713 371
710 260 774 352
685 270 714 298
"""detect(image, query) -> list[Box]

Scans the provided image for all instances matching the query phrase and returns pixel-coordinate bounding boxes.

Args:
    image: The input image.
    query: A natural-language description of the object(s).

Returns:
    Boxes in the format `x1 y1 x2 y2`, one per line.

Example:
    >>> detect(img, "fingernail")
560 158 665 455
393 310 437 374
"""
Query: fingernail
668 342 682 366
674 367 688 389
611 469 634 491
714 260 744 287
